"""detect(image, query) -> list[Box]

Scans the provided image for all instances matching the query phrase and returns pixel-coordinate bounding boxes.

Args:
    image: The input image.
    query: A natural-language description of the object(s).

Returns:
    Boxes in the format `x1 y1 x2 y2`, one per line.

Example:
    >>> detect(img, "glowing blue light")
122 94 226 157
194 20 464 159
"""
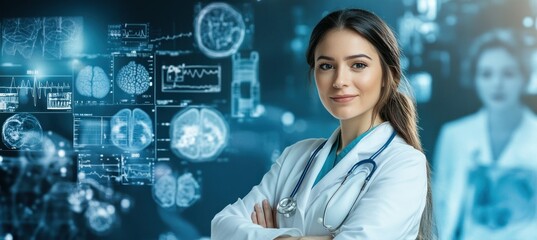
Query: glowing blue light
523 16 533 28
281 112 295 126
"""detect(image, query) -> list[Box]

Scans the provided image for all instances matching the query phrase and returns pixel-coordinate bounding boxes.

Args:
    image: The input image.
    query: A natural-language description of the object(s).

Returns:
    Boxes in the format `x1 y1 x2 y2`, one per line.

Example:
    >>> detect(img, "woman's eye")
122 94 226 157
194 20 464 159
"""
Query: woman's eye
319 63 333 70
352 63 367 69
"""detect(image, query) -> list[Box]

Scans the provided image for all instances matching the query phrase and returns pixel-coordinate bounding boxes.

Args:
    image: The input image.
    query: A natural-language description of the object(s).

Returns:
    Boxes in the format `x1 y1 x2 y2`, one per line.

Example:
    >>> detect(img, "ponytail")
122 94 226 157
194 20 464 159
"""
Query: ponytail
374 72 435 240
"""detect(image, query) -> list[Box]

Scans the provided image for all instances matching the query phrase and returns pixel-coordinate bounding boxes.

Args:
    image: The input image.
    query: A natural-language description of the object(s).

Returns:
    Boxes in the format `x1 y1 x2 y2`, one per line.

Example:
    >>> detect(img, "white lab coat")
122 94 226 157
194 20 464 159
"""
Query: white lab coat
212 122 427 239
434 108 537 240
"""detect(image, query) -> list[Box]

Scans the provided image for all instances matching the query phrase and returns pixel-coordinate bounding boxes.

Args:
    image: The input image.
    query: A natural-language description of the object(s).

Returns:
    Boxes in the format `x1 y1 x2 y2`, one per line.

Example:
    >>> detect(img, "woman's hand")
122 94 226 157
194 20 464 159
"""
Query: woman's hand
251 199 277 228
252 199 332 240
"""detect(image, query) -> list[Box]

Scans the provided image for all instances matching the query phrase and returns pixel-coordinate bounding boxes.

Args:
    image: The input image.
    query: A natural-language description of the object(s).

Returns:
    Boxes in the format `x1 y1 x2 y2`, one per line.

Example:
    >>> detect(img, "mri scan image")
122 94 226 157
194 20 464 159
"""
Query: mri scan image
170 107 228 162
194 2 245 58
110 108 153 151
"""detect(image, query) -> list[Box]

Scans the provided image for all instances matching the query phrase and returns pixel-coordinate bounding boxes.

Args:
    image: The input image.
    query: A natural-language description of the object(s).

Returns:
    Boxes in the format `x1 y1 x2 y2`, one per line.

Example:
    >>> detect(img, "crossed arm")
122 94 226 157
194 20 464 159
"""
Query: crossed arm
251 199 332 240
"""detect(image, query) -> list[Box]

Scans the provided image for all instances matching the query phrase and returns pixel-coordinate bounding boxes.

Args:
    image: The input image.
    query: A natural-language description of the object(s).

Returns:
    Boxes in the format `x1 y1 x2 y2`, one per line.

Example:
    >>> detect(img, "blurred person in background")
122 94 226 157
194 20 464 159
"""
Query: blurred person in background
434 29 537 240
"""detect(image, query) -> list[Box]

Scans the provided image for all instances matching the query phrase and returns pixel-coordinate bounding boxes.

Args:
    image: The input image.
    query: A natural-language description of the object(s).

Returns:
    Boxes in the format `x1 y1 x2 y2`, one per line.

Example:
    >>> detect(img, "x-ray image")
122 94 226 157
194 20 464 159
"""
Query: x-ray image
1 18 42 59
1 17 82 60
42 17 83 59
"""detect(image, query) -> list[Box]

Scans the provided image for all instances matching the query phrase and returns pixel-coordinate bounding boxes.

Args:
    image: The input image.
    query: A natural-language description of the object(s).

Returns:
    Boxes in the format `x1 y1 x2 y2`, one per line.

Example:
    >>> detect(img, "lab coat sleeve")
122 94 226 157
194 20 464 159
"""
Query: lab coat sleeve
334 149 428 240
211 145 303 240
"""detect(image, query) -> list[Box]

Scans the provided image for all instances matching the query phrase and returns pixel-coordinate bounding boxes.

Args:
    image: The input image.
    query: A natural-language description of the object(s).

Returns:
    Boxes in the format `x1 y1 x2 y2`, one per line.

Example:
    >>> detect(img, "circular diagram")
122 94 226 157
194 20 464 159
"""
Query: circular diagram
195 2 245 58
76 65 110 99
170 107 228 162
110 108 153 151
116 61 150 95
2 113 43 149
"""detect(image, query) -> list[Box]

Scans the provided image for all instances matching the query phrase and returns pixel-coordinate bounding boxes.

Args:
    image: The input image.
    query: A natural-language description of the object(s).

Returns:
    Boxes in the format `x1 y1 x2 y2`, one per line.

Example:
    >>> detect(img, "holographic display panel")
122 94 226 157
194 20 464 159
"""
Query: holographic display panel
1 17 82 60
0 74 72 113
155 52 229 106
155 105 229 164
73 105 155 186
108 23 153 52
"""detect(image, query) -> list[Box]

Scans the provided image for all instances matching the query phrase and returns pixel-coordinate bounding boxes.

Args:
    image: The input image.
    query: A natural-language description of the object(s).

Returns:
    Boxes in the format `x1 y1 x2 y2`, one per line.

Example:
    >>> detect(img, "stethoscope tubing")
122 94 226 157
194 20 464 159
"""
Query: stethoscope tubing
278 130 397 228
289 140 327 199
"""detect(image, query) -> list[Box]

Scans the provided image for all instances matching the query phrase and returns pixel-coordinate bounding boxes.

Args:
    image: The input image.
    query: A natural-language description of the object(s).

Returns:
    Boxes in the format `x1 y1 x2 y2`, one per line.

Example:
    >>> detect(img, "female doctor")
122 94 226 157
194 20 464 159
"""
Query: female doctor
212 8 433 240
434 29 537 240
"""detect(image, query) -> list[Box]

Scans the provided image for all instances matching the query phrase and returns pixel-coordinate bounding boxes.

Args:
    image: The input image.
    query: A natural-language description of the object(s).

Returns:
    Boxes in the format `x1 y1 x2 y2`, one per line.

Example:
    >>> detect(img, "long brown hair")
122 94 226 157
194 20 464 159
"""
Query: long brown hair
306 9 435 240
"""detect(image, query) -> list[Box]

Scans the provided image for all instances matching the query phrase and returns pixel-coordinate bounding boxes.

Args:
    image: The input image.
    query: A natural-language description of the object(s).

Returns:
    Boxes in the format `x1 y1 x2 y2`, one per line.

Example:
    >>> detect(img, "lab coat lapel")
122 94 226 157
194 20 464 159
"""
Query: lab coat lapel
294 128 339 218
476 109 493 165
496 108 534 166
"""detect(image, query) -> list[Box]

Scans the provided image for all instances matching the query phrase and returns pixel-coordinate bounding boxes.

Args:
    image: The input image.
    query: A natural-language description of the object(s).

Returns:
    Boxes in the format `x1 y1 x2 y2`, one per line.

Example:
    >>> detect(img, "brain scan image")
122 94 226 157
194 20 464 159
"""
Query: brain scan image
170 107 228 162
152 173 177 208
195 2 245 58
85 200 117 235
2 113 43 149
76 66 111 99
110 108 153 151
116 61 151 95
176 172 201 208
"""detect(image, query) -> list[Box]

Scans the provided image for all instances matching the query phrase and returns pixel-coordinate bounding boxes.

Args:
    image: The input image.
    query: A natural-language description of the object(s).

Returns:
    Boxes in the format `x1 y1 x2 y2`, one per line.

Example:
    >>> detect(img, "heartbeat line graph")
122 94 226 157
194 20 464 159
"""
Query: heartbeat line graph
150 32 192 42
120 154 153 185
78 158 121 182
77 154 154 185
123 28 148 39
0 75 71 108
161 64 221 93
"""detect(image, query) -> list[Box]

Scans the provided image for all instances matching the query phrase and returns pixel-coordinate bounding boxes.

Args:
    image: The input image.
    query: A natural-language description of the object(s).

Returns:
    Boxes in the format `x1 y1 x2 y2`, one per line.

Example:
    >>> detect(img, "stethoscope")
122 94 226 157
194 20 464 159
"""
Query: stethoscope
276 130 397 233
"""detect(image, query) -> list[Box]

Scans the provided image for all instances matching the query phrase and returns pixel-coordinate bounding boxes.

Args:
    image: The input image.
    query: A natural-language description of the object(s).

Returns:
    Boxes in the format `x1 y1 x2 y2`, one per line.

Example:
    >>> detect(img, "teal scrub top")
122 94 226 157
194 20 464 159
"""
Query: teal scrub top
313 127 376 187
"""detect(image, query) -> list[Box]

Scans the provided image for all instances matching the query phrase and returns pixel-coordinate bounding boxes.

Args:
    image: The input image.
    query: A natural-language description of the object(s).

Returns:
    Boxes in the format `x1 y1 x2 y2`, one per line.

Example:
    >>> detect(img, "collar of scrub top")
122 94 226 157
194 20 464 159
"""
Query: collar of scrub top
313 126 377 187
289 123 390 200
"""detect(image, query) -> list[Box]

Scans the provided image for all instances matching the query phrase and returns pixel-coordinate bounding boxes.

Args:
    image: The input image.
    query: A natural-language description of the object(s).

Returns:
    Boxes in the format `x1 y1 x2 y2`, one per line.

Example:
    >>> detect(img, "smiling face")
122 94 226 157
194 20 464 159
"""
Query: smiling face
475 47 525 112
314 28 383 124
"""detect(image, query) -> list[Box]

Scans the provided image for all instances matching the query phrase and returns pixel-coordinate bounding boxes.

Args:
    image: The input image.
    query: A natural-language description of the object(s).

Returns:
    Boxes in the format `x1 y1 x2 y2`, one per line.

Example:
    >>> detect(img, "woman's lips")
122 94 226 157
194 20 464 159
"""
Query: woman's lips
330 95 358 103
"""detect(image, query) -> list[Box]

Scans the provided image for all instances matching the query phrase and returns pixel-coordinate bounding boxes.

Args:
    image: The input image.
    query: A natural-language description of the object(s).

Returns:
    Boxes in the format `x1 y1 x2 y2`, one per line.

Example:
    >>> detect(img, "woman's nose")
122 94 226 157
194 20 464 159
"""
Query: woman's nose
333 68 350 88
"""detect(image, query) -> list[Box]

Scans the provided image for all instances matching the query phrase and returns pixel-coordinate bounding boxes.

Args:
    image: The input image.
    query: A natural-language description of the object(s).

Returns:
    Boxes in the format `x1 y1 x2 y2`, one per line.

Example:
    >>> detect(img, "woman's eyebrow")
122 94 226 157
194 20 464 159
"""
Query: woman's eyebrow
316 54 372 61
345 54 372 60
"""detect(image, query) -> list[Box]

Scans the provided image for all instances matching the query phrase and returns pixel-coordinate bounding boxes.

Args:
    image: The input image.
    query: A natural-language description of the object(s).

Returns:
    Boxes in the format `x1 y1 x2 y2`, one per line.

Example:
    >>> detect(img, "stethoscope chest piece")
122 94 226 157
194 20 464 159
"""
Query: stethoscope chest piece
277 197 297 218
